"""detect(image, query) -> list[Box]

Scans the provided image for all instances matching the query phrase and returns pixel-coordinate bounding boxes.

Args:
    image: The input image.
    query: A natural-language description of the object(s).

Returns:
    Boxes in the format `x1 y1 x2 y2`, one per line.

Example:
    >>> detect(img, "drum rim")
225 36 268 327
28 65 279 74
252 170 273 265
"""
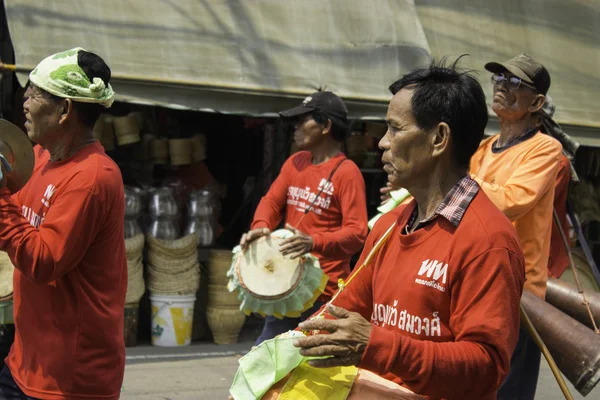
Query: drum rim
235 235 305 300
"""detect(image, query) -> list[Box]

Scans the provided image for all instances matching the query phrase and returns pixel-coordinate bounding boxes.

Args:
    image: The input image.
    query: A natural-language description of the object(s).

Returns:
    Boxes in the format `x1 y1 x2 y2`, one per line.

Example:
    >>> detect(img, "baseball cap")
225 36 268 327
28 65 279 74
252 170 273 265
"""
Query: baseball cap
485 53 551 95
279 91 348 121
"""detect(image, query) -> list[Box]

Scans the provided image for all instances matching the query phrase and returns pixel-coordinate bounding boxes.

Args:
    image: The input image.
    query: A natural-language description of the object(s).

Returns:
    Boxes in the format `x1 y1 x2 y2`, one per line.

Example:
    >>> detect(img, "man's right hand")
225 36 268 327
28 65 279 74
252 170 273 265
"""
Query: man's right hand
240 228 271 250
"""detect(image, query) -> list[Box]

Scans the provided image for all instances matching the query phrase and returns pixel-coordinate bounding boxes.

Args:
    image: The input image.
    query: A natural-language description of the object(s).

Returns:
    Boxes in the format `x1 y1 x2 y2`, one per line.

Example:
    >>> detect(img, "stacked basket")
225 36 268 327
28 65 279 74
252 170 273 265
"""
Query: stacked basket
146 233 201 347
146 233 201 296
124 234 146 347
206 249 245 344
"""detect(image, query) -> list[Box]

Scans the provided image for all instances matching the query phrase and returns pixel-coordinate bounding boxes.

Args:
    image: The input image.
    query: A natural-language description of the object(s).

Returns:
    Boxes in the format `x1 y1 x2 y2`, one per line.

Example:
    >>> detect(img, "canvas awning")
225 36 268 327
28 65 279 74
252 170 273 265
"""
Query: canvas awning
3 0 600 130
3 0 430 119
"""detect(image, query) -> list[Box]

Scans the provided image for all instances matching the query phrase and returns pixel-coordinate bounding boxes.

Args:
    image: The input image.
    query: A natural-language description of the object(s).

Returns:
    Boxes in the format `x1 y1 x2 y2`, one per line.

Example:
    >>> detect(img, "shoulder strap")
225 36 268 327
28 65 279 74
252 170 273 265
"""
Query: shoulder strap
302 157 348 216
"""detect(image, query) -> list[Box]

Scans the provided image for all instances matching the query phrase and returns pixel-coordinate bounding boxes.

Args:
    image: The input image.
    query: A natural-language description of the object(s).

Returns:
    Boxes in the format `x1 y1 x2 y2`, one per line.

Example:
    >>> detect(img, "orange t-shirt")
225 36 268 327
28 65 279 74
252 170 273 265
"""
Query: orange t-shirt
0 142 127 399
470 132 562 298
548 154 571 278
331 193 524 400
251 151 368 299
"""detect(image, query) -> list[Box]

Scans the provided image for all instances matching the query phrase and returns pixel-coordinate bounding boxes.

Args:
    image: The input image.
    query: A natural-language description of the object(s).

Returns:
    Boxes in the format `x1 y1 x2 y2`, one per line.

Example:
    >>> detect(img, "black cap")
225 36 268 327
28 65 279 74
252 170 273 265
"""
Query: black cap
485 53 551 95
279 91 348 121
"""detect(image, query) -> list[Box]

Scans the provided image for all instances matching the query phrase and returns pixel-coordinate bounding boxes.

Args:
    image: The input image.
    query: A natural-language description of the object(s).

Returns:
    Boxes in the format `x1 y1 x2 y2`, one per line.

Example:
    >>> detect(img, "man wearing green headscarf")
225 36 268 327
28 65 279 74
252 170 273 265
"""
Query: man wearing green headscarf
0 48 126 399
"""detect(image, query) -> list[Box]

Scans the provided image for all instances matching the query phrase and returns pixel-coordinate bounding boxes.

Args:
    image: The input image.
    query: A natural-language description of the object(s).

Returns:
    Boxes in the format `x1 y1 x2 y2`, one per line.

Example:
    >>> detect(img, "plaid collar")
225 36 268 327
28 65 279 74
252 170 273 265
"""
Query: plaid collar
405 176 479 233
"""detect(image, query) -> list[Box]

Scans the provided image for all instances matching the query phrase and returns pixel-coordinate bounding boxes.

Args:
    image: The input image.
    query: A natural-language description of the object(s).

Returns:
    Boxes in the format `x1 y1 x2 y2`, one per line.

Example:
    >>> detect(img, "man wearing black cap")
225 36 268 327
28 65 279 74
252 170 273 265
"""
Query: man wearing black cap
240 91 368 344
470 54 563 399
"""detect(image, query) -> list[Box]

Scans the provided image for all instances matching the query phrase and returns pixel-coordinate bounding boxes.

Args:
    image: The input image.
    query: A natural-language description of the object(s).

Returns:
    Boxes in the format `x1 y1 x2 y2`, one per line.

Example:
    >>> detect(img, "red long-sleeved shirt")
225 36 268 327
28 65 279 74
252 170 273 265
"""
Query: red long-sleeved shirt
327 191 524 400
251 151 368 299
0 142 127 399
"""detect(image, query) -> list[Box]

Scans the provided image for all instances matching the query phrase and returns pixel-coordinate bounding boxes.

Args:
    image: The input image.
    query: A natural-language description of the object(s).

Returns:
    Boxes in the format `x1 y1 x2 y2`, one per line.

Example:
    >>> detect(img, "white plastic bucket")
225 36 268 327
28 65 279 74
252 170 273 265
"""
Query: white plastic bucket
150 294 196 347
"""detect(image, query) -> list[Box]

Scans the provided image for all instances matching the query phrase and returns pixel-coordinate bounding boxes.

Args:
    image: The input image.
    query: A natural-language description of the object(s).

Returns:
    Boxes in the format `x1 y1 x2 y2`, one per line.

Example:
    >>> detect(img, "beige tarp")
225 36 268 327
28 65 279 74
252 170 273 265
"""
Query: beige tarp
3 0 430 118
4 0 600 128
416 0 600 128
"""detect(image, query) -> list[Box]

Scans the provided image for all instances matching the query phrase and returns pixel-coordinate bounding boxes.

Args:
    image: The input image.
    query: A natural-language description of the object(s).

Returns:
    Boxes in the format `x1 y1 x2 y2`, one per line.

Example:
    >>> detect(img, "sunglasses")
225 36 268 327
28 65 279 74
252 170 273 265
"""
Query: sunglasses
491 73 537 91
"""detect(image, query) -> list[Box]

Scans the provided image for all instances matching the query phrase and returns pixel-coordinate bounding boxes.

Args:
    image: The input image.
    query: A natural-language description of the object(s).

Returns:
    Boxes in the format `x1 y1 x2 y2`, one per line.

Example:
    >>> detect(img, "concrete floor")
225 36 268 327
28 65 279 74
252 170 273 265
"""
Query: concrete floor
121 337 591 400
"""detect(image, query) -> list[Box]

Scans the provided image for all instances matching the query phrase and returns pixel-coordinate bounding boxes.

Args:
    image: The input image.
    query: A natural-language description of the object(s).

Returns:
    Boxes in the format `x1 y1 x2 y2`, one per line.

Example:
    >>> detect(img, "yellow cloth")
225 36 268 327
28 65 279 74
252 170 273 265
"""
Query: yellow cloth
279 363 357 400
469 132 562 298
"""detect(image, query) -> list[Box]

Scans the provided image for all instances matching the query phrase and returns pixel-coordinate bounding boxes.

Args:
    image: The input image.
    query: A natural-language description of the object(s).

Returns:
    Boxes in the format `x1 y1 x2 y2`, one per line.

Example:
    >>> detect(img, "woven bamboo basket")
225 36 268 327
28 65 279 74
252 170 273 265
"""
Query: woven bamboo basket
190 134 207 163
147 262 201 295
125 234 145 259
141 134 156 161
208 249 233 284
127 254 143 272
147 251 198 274
206 306 246 344
146 234 198 258
93 115 105 141
113 114 141 146
99 115 115 151
125 260 145 304
151 139 169 165
169 139 192 166
207 284 241 308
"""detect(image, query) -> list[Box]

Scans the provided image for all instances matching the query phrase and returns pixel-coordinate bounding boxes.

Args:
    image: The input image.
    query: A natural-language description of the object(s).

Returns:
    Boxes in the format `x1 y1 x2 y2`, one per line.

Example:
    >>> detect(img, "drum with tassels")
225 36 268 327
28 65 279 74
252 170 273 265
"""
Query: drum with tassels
226 230 327 320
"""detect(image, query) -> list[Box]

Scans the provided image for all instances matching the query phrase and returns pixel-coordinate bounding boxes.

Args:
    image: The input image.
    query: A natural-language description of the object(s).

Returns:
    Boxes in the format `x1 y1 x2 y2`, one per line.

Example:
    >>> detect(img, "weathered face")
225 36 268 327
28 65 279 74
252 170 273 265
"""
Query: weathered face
491 72 541 120
292 114 327 150
23 84 64 145
379 89 435 189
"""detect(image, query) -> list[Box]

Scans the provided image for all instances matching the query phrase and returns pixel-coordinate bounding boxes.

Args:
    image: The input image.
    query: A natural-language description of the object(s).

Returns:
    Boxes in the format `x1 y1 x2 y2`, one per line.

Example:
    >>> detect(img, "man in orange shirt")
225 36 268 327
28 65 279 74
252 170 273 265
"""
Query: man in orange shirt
240 91 368 345
0 48 126 399
470 54 562 400
294 59 525 399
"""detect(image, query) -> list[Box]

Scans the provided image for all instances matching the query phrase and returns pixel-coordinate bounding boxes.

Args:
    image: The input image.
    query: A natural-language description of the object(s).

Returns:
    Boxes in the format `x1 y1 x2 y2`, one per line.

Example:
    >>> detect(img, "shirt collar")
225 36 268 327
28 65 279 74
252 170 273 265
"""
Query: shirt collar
406 176 479 232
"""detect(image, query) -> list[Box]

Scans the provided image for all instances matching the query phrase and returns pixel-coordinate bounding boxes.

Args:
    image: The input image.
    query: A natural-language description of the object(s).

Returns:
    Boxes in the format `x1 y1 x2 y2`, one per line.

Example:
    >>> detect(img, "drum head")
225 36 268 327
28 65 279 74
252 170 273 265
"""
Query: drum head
236 236 304 299
0 119 34 193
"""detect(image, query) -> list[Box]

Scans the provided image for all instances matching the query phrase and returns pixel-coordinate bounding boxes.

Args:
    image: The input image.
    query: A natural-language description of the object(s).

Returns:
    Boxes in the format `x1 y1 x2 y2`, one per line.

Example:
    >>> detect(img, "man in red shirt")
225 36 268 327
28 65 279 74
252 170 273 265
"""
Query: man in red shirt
294 59 525 399
0 48 126 399
240 91 368 345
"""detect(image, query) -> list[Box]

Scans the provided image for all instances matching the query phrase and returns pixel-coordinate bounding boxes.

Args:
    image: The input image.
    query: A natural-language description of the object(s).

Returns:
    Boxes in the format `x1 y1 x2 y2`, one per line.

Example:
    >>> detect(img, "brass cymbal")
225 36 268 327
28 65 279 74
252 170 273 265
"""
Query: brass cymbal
0 119 34 193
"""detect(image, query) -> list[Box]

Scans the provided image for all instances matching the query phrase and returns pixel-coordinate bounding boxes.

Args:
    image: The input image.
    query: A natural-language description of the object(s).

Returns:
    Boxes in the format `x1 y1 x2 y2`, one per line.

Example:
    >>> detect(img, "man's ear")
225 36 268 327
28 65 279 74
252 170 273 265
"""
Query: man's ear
322 119 333 136
59 98 74 125
529 94 545 114
431 122 451 159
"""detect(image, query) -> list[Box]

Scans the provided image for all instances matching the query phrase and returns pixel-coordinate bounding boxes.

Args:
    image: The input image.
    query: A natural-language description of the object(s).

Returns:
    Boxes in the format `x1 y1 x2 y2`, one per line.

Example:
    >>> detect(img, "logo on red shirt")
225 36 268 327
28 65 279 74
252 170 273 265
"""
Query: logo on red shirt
415 259 448 292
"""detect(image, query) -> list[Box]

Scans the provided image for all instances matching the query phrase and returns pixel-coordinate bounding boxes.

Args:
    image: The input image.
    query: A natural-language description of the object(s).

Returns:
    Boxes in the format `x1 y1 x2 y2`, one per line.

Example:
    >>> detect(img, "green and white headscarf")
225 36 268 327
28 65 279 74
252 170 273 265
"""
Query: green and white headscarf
29 47 115 108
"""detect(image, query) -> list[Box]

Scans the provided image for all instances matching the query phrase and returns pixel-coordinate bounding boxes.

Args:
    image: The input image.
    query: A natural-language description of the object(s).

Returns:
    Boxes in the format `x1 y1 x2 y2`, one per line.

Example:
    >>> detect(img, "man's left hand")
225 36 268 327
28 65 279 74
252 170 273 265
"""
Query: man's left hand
293 304 372 368
280 224 313 259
